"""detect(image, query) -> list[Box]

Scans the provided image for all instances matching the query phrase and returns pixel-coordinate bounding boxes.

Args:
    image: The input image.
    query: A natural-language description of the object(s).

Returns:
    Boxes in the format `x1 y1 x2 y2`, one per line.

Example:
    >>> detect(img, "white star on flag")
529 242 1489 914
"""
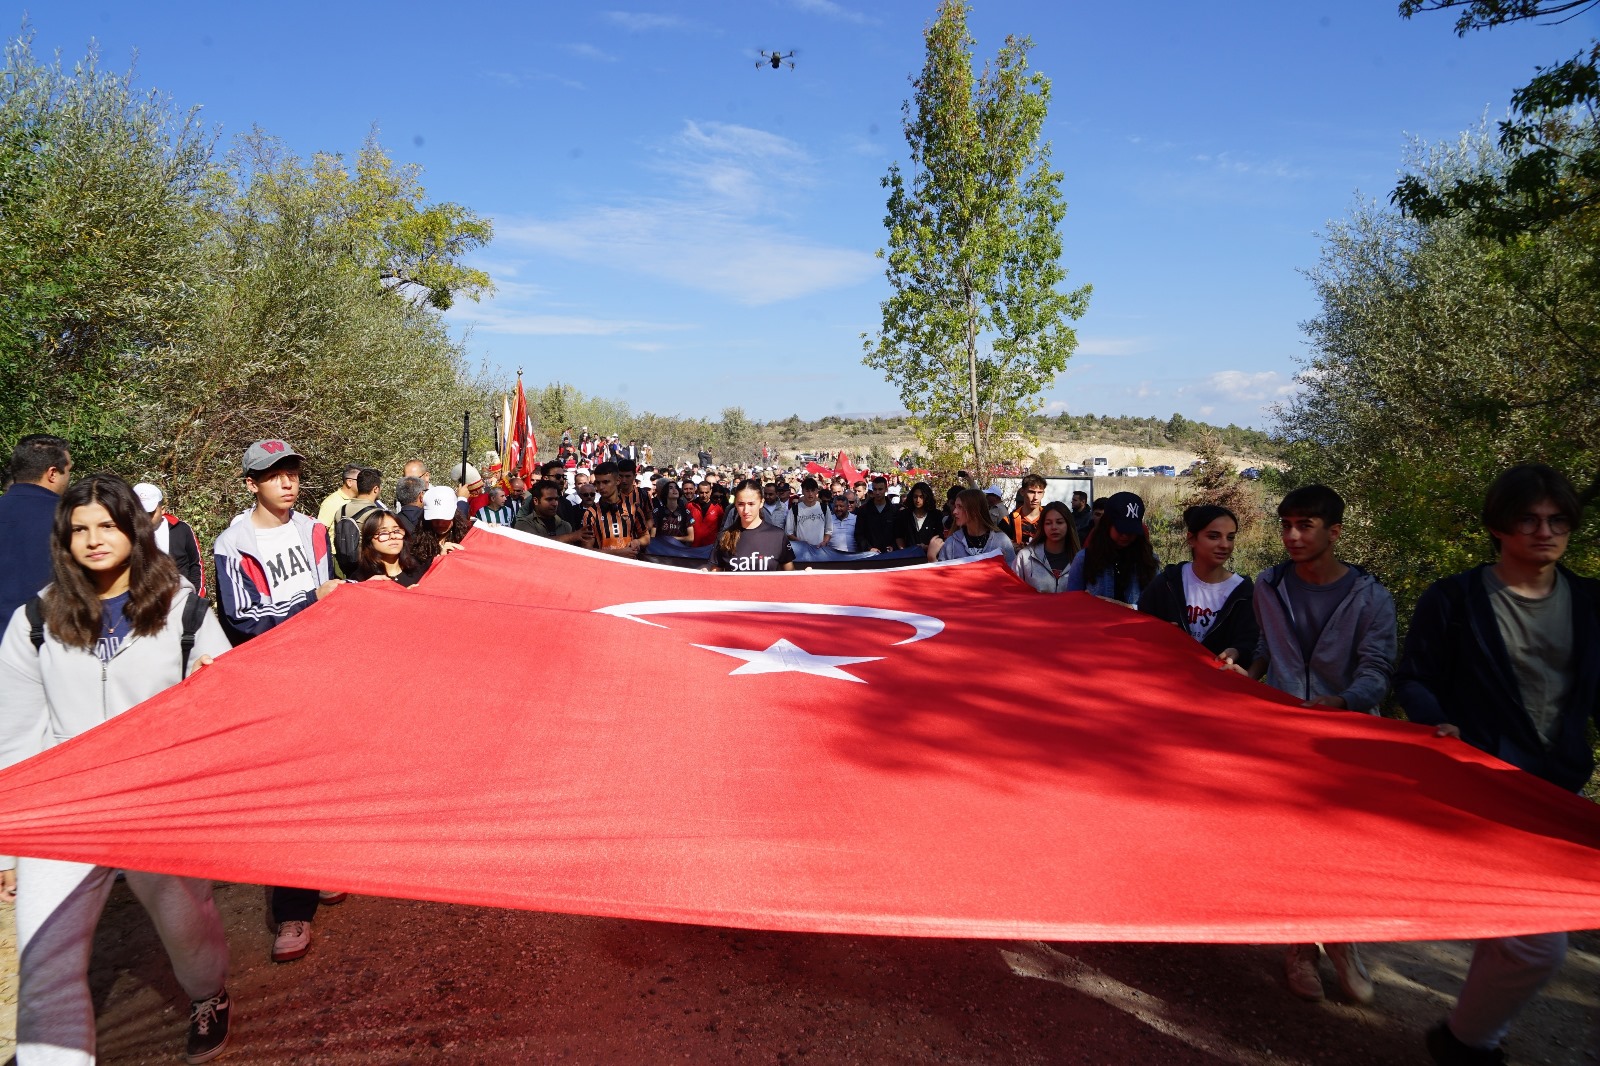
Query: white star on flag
691 638 884 683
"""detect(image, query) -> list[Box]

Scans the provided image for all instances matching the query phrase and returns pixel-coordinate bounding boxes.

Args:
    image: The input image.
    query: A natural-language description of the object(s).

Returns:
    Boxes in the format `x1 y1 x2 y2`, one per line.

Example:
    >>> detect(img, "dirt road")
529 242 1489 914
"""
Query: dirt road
2 884 1595 1065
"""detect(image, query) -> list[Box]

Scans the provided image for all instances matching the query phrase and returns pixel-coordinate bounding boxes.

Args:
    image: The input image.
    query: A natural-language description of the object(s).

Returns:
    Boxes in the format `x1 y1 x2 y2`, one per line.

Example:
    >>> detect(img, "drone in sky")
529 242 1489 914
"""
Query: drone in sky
756 50 796 70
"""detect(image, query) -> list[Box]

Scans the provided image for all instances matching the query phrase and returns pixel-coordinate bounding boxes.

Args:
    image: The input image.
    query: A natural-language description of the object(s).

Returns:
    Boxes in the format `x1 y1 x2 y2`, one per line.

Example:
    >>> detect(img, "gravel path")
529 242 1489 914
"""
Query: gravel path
1 885 1596 1065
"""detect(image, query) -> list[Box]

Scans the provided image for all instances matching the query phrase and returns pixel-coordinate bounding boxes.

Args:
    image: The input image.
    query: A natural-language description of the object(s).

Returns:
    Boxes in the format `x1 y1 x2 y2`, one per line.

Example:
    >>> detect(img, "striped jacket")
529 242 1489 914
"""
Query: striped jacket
212 508 331 646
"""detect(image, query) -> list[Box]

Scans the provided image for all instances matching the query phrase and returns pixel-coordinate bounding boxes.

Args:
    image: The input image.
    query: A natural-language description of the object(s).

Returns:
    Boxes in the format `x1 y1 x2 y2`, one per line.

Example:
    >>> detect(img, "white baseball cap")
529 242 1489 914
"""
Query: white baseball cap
132 482 163 513
422 486 459 521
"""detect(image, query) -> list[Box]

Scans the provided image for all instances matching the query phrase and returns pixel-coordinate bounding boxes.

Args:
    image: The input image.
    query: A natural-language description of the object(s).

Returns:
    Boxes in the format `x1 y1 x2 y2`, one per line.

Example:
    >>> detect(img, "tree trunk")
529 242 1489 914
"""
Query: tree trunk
966 287 983 479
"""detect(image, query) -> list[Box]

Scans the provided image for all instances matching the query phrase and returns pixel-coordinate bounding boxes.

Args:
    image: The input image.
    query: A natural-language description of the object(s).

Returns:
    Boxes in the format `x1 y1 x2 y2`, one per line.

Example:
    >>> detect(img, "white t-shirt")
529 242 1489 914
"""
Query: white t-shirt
828 511 858 553
790 500 830 546
1180 563 1244 643
254 521 320 604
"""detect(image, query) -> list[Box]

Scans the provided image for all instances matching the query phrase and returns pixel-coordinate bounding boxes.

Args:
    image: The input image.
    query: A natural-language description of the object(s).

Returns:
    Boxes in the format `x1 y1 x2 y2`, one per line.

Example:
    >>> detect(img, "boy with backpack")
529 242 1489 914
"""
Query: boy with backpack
331 467 385 578
1247 484 1397 1006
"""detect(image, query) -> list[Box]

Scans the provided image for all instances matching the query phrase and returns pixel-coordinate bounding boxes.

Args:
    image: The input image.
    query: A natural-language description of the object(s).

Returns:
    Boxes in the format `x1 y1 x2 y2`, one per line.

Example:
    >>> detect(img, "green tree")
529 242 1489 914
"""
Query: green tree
1396 1 1599 238
147 134 493 545
0 34 211 474
1280 126 1599 615
717 406 754 461
863 0 1089 478
1182 433 1256 527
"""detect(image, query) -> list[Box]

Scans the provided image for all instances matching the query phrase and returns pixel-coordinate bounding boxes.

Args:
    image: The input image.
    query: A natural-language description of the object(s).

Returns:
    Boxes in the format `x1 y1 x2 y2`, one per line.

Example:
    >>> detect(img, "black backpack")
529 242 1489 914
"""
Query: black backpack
25 593 211 678
333 501 381 577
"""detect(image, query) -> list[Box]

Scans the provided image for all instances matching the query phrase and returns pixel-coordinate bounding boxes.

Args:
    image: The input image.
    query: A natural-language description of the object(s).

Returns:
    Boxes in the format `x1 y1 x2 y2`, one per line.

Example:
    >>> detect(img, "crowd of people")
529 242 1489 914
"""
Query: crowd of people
0 430 1593 1065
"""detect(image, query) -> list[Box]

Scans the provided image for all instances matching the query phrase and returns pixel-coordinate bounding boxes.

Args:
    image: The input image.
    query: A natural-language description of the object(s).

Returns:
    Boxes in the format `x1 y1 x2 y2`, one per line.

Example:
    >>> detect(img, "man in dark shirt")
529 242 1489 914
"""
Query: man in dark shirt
1395 465 1596 1066
854 475 900 552
394 477 427 534
514 480 588 544
1070 490 1095 543
0 435 72 622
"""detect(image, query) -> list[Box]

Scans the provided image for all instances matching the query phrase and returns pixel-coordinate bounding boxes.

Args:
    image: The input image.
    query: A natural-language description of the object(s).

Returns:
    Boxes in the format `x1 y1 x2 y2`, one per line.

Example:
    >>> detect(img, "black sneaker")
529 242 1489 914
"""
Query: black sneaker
1425 1021 1506 1066
186 989 231 1064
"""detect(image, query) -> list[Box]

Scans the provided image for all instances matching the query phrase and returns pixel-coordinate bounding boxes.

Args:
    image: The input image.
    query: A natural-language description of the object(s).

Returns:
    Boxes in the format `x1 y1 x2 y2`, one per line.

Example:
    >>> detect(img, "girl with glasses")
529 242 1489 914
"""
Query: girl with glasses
354 511 426 587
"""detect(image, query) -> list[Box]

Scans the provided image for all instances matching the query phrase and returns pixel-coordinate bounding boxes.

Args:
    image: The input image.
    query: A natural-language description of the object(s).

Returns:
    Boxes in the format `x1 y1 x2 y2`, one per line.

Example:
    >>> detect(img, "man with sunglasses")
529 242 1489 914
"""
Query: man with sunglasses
1396 463 1598 1066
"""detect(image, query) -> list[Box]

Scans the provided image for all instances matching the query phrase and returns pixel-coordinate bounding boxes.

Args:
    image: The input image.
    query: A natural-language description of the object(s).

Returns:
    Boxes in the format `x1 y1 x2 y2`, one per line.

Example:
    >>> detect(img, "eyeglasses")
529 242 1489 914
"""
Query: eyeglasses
373 529 406 540
1511 514 1573 535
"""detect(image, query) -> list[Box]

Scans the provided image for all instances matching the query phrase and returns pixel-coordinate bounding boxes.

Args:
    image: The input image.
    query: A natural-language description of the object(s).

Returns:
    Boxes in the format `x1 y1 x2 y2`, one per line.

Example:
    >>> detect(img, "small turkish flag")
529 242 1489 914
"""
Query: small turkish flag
0 526 1599 943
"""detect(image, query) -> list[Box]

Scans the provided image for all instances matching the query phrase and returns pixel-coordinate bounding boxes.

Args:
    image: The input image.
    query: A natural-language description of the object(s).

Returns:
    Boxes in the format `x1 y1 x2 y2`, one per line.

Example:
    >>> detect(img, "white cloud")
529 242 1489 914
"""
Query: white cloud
1182 370 1299 403
495 118 875 305
486 69 585 91
788 0 876 24
565 43 618 62
1075 336 1151 357
449 309 688 337
1190 151 1308 181
603 10 689 31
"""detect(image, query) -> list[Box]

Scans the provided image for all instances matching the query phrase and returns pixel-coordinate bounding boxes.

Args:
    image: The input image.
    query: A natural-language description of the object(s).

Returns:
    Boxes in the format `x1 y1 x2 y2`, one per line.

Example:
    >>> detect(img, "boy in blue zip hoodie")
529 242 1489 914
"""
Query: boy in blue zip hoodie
1247 484 1397 1006
1395 464 1596 1066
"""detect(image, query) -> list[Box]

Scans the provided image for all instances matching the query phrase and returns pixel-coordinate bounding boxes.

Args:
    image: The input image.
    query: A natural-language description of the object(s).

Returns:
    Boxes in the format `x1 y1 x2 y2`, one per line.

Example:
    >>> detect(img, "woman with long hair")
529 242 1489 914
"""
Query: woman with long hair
1138 504 1258 667
1013 500 1083 593
934 488 1017 566
652 480 696 545
1065 490 1160 605
409 486 472 566
354 510 427 587
0 474 234 1064
713 478 794 572
893 481 940 550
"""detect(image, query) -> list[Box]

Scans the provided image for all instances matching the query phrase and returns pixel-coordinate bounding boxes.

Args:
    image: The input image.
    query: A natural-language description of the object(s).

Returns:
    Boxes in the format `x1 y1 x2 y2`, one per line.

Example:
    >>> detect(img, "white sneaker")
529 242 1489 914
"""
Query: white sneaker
272 920 312 963
1284 943 1324 1001
1324 942 1375 1005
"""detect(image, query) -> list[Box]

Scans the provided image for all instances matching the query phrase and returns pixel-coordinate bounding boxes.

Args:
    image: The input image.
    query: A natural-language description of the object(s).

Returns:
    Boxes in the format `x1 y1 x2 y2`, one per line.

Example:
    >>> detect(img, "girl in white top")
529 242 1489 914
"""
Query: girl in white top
0 474 234 1065
933 488 1017 567
1136 504 1259 667
1014 501 1083 593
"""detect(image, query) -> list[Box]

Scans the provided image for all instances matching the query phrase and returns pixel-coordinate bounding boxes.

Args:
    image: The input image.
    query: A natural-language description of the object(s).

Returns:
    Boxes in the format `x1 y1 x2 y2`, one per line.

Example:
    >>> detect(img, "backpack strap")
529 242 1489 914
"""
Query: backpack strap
24 597 44 653
179 594 210 678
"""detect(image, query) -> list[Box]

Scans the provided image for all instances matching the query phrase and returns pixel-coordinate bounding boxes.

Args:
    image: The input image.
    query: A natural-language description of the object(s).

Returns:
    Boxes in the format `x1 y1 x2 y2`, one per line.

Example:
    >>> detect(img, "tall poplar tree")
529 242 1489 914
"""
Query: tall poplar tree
864 0 1089 476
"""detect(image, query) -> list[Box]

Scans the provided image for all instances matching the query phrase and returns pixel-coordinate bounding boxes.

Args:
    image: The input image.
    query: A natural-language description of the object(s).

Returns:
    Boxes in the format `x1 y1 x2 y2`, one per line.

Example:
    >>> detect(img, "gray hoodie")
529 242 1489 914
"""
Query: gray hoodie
1252 562 1397 713
0 583 231 869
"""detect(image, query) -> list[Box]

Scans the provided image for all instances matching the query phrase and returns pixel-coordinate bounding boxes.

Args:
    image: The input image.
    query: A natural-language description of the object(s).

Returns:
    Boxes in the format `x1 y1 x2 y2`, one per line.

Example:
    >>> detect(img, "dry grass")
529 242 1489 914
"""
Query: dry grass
1096 476 1281 577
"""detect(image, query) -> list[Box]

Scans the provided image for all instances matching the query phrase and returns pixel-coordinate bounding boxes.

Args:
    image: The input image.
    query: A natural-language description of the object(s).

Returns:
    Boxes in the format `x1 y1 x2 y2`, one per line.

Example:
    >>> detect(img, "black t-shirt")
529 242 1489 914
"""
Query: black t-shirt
894 508 940 547
714 520 795 572
654 504 693 539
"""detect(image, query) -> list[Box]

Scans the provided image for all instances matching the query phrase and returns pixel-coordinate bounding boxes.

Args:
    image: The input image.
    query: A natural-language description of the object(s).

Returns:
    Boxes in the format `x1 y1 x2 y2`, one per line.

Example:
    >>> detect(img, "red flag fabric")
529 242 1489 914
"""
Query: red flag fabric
833 451 861 484
1 527 1599 943
507 377 537 484
804 461 834 477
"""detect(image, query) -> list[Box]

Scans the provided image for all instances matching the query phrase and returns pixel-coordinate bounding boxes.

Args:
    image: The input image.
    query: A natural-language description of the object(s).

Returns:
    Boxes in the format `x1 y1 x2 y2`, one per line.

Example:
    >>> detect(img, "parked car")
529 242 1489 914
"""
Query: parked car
1119 466 1141 477
1240 467 1262 480
1151 465 1177 477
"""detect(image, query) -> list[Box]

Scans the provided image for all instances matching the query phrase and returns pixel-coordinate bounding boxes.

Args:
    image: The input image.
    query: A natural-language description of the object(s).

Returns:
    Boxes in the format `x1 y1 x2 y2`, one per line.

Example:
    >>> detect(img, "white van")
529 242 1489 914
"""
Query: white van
1119 466 1141 477
1090 458 1110 478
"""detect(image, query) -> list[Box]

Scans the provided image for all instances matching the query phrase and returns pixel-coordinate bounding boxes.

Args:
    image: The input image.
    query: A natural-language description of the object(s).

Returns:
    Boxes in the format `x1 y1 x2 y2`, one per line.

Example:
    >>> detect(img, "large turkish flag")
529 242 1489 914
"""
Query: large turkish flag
1 525 1598 942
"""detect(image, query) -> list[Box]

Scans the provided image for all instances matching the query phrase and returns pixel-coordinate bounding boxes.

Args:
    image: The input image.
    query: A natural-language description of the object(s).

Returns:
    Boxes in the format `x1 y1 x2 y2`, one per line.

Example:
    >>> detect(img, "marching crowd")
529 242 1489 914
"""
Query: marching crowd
0 430 1594 1065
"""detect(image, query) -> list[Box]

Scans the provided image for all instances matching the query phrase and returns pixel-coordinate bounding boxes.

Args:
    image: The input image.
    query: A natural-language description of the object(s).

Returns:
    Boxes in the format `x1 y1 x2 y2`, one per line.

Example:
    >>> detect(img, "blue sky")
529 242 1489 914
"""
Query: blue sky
21 1 1597 427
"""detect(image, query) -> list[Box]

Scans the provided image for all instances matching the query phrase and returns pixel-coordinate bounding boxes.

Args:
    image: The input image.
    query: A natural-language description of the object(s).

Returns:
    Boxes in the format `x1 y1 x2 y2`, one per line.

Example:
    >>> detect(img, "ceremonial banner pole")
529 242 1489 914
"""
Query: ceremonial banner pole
461 411 470 487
